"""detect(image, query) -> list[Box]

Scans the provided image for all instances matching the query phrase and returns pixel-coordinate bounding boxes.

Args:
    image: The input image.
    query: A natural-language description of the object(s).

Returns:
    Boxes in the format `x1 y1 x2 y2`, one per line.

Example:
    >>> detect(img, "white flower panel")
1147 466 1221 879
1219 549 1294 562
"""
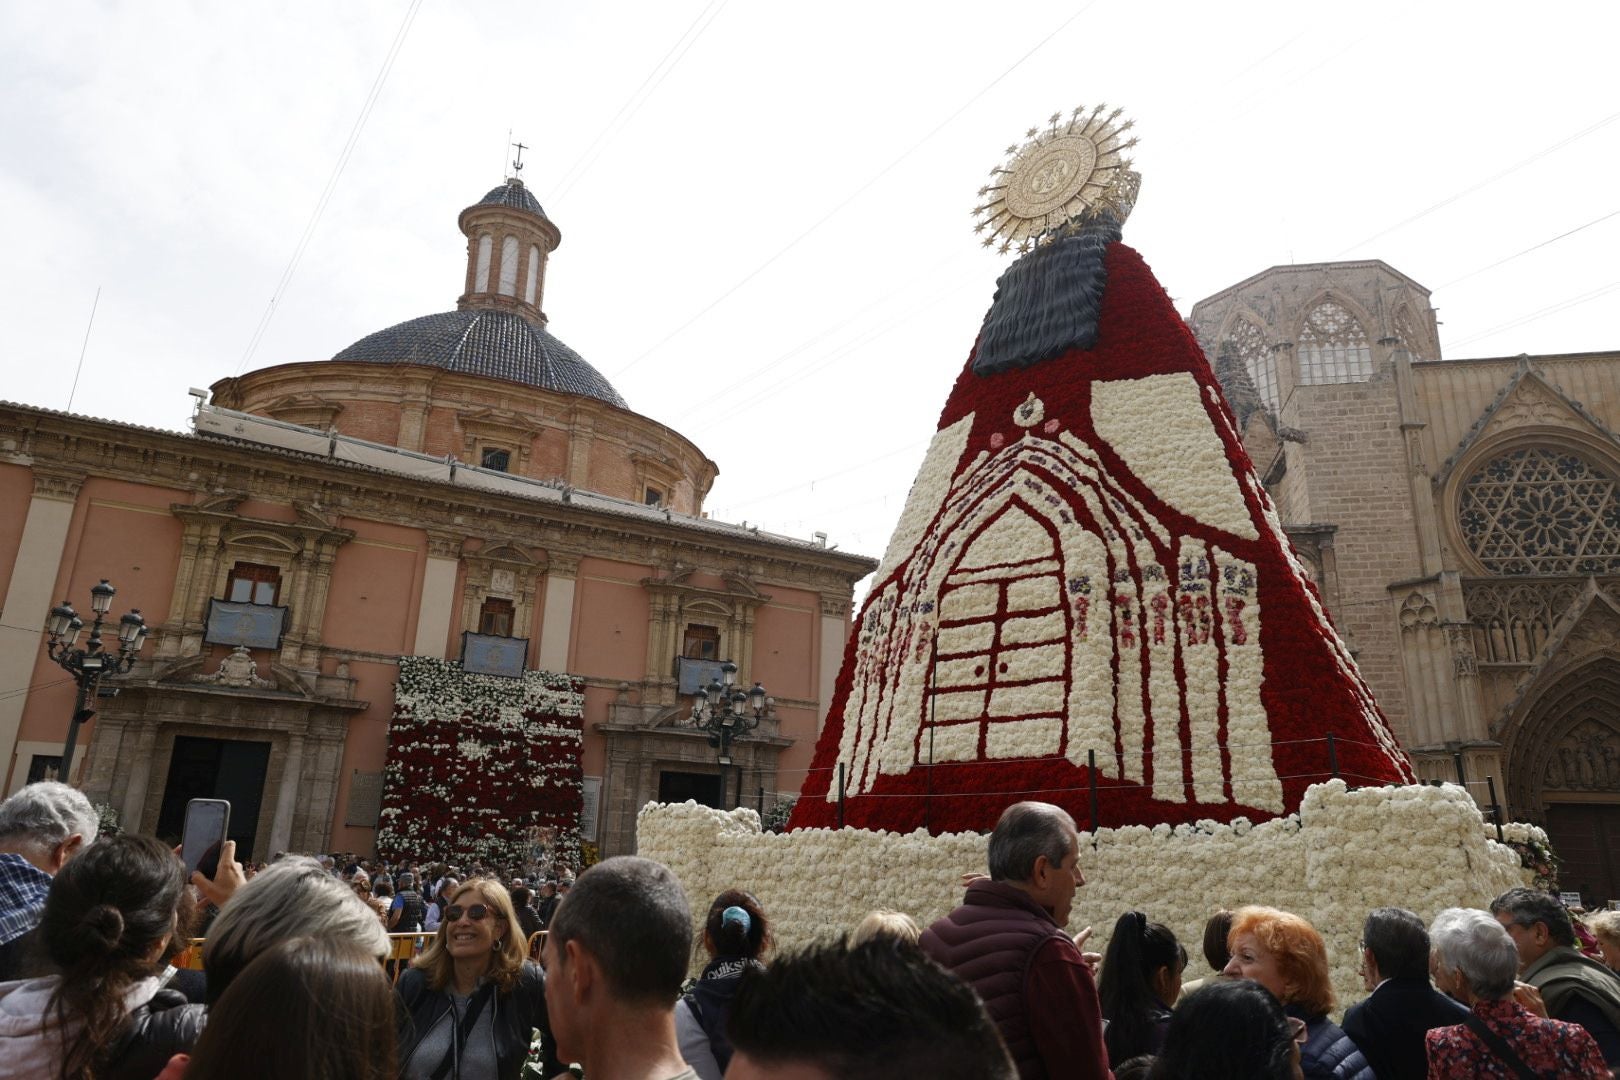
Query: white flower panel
1000 610 1066 646
931 690 987 722
959 504 1055 568
1177 539 1225 804
933 656 987 689
873 414 977 585
998 644 1065 682
929 722 983 763
936 621 995 658
938 582 999 621
1006 575 1060 613
985 715 1063 759
1090 373 1259 541
989 680 1065 718
1214 544 1282 812
1139 553 1184 805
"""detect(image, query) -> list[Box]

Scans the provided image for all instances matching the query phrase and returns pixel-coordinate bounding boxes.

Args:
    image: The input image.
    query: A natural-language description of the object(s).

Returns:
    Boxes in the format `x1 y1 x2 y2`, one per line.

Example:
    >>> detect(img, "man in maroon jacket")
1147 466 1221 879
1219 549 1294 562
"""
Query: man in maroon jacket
920 801 1113 1080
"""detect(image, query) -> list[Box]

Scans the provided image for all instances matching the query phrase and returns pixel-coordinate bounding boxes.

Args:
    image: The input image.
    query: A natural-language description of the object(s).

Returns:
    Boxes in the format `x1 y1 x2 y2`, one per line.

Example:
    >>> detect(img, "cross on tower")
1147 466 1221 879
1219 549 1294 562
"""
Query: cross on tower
512 141 528 175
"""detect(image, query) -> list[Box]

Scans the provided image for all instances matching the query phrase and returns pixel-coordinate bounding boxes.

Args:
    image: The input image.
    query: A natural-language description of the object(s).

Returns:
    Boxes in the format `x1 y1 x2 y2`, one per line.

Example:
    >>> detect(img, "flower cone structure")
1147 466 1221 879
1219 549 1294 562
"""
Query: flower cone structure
789 228 1414 835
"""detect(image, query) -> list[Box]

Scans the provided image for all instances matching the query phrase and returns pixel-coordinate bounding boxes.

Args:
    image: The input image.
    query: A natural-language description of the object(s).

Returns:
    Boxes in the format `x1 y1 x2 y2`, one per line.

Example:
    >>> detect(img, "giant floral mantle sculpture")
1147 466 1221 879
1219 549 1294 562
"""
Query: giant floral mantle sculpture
791 108 1413 835
377 657 585 871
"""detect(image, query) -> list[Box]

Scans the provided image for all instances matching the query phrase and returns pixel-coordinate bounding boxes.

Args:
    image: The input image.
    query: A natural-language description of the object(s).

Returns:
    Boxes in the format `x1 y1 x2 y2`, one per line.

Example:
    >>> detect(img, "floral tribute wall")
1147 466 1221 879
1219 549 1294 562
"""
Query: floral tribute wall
377 657 585 871
645 781 1531 1012
790 240 1414 835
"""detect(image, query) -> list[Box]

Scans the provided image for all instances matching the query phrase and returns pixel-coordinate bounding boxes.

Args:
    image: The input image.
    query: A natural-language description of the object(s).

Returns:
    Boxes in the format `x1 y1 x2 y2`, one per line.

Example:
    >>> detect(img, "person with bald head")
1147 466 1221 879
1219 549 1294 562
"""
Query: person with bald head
919 801 1110 1080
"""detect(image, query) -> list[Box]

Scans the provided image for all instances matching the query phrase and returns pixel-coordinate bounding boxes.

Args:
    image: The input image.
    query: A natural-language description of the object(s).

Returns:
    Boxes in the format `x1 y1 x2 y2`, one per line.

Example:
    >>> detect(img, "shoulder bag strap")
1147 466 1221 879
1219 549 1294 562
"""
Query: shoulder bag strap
1460 1011 1542 1080
428 983 496 1080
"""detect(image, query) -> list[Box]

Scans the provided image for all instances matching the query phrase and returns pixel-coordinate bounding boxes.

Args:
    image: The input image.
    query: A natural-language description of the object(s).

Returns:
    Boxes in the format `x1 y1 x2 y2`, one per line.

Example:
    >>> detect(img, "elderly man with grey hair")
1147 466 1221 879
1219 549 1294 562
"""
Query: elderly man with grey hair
919 801 1108 1080
1490 885 1620 1068
1424 907 1607 1077
200 854 389 1005
0 781 98 980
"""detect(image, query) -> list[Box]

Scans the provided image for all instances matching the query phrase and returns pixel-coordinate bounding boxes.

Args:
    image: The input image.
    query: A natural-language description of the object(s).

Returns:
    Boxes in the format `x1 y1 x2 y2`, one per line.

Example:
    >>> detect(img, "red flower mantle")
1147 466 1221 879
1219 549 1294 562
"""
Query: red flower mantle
789 242 1414 836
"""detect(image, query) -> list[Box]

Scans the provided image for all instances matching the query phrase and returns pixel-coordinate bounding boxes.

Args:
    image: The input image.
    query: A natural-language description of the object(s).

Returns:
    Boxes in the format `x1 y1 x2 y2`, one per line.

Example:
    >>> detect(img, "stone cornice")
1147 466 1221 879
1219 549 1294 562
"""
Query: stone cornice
0 402 878 590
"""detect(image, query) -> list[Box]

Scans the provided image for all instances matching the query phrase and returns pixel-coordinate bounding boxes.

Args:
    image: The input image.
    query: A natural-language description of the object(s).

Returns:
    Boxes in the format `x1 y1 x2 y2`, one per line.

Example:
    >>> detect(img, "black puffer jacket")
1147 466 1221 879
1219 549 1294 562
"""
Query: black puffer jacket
395 960 563 1080
1289 1005 1375 1080
102 987 208 1080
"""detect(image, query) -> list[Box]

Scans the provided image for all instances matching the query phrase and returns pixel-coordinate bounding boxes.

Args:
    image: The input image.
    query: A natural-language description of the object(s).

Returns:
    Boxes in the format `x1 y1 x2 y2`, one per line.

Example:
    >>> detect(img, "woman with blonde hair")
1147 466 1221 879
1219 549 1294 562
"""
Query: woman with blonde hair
1587 909 1620 973
1222 906 1372 1080
852 909 921 946
394 877 564 1080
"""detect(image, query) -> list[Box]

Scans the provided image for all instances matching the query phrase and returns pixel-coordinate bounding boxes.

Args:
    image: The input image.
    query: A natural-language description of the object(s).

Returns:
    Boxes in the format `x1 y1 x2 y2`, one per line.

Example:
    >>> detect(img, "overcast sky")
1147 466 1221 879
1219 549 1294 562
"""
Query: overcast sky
5 1 1618 578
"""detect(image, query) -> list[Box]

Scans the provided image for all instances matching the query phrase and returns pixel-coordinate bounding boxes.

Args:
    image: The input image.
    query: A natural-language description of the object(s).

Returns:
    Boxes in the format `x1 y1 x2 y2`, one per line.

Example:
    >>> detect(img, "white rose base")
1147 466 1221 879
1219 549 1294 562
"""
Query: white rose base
638 780 1533 1014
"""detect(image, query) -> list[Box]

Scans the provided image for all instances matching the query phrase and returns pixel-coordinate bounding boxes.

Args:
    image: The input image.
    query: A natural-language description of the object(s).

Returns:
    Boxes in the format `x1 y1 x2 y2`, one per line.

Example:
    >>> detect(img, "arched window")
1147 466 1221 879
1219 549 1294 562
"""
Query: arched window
1226 317 1278 411
1296 299 1372 385
475 234 493 292
498 235 520 296
1458 447 1620 574
1393 304 1427 361
524 244 540 305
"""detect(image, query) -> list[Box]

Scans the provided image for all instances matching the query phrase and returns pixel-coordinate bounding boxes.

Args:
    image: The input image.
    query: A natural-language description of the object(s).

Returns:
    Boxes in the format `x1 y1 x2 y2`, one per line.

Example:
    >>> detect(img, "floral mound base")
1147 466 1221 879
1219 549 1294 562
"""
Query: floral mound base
642 781 1529 1014
377 656 585 871
789 239 1414 835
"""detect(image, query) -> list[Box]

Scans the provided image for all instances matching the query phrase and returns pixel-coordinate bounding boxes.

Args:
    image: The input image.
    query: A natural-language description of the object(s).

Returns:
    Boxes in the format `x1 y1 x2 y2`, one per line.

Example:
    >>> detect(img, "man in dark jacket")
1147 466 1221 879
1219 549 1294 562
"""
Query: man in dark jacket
1341 907 1467 1080
919 801 1111 1080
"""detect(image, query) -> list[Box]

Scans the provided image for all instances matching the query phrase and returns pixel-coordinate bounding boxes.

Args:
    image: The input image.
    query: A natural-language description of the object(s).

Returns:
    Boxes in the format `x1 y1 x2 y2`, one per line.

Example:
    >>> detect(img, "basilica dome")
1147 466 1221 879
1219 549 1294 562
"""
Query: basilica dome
331 308 627 409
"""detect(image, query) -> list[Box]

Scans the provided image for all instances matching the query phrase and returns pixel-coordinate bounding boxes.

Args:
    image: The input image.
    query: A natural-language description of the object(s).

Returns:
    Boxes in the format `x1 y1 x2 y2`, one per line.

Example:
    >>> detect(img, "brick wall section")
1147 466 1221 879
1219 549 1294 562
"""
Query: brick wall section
1282 372 1420 740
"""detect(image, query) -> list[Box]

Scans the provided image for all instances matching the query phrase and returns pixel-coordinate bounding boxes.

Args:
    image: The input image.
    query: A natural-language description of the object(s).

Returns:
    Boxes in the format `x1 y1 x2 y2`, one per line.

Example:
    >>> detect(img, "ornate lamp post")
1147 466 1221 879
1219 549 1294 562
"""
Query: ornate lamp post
689 659 767 810
44 579 148 782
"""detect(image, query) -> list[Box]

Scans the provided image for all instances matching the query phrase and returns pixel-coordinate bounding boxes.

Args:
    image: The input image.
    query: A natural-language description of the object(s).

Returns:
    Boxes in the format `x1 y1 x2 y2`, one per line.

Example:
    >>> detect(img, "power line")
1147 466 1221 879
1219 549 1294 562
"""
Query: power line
234 0 426 376
1332 109 1620 258
1435 207 1620 291
609 1 1099 380
1448 278 1620 350
65 286 100 413
548 0 729 206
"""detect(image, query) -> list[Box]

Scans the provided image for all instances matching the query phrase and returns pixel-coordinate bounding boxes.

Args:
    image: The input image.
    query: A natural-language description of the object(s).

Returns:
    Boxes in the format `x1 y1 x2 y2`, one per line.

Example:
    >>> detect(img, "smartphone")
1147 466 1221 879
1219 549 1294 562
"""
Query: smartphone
181 798 231 879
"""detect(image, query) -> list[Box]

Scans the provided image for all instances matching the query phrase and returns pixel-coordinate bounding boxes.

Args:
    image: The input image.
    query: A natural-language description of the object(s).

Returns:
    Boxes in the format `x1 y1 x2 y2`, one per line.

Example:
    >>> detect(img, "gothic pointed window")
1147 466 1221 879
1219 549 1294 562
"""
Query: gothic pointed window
1458 447 1620 574
1393 303 1427 362
1227 317 1278 411
1297 299 1372 385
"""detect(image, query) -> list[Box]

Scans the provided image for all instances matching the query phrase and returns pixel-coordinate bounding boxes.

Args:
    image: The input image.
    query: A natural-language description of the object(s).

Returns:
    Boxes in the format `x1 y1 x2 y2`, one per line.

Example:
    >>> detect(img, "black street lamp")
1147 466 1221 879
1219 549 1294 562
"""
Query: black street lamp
44 579 148 782
689 659 768 810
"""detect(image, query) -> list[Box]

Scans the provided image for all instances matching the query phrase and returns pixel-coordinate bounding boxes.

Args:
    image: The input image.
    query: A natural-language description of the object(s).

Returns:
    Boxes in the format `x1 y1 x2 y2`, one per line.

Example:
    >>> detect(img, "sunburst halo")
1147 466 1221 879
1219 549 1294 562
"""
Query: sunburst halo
972 103 1141 255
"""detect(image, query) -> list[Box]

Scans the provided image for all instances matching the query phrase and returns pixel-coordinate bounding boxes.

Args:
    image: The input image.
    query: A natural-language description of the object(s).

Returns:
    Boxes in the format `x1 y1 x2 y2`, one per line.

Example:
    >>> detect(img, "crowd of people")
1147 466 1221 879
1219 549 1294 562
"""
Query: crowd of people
2 780 1619 1079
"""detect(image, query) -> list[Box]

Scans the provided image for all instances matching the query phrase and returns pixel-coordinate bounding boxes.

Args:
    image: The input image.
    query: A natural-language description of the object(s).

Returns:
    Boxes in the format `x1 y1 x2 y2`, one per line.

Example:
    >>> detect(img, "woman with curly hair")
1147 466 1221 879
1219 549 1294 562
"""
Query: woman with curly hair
0 834 206 1080
394 877 564 1080
1222 906 1372 1080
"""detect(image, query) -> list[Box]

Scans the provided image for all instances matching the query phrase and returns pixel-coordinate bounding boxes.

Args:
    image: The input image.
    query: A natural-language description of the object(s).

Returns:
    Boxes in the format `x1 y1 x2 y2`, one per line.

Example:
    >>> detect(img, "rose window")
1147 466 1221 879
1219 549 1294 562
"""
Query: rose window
1458 447 1620 574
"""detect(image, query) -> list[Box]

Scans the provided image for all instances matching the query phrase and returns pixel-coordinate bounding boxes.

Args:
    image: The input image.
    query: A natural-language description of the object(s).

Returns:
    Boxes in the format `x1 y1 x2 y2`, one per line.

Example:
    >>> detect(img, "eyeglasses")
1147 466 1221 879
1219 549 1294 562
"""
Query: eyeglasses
1286 1017 1309 1045
445 904 490 923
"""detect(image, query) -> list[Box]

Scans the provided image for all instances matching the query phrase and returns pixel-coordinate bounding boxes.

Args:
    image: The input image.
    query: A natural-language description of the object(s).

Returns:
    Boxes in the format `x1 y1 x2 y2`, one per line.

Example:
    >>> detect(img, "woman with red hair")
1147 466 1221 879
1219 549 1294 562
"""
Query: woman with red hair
1222 906 1374 1080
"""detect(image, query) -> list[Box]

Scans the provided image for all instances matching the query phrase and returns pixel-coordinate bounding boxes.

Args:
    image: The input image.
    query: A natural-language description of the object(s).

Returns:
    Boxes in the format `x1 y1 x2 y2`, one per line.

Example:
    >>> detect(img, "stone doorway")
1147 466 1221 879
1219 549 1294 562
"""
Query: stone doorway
658 769 722 809
1545 803 1620 908
155 736 272 860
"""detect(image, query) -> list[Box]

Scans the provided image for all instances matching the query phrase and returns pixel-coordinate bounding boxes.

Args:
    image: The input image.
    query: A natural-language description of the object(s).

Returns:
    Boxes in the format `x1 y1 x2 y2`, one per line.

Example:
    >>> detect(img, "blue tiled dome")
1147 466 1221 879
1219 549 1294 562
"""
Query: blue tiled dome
331 309 627 409
477 180 546 217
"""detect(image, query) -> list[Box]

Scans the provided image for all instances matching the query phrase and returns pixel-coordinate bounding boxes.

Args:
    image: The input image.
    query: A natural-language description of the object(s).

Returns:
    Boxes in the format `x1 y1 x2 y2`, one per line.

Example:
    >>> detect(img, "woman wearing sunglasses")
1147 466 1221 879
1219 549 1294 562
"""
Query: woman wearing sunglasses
395 878 565 1080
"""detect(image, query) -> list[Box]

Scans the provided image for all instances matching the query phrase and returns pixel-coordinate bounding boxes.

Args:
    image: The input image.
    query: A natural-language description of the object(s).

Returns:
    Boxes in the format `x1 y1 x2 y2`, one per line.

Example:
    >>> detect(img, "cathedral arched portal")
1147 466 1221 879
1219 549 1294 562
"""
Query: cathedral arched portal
1506 657 1620 905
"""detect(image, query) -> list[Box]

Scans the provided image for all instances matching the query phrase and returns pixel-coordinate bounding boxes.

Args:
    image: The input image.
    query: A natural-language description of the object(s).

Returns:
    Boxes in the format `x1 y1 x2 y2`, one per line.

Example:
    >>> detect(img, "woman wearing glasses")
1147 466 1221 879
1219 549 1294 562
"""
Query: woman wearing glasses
395 878 565 1080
